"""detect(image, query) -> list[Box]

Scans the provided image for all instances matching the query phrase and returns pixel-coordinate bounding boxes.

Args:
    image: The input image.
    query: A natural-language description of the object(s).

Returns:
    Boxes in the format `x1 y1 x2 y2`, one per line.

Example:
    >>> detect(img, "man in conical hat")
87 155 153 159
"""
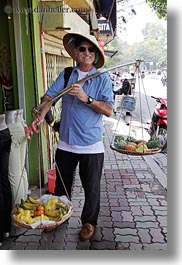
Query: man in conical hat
30 32 114 241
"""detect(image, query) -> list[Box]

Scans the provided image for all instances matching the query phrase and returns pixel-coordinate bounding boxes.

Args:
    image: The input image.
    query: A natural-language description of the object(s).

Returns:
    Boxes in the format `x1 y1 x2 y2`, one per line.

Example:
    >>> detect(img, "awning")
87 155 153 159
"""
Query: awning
104 49 118 58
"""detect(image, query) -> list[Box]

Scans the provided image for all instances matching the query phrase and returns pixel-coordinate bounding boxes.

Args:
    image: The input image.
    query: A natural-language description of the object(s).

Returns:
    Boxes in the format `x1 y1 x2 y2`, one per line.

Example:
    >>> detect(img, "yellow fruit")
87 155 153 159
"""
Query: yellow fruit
30 215 49 224
15 207 24 214
45 209 59 218
15 211 32 224
44 204 57 211
28 196 41 206
21 202 37 211
47 198 59 204
136 144 148 153
137 141 147 147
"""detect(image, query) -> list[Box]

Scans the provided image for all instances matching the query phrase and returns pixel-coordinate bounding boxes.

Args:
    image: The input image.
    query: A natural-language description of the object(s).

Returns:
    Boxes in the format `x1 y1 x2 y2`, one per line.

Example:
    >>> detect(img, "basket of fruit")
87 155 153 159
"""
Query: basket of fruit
12 194 73 231
110 135 162 156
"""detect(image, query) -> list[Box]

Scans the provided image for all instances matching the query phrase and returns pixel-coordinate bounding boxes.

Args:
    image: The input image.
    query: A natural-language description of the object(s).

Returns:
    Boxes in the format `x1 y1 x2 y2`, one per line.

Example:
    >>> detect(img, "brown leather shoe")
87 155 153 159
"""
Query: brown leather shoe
79 223 95 241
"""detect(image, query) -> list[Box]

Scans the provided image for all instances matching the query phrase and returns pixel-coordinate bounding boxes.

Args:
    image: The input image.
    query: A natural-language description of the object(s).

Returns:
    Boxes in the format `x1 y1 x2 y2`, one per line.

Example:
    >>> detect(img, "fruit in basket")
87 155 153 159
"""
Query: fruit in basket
14 208 49 224
43 199 69 221
135 144 148 153
136 140 147 145
60 207 68 216
20 196 42 211
29 215 49 224
57 202 69 217
47 198 59 204
126 136 137 143
13 197 70 225
127 142 137 147
45 209 59 218
37 205 45 211
14 209 33 224
20 199 37 211
147 137 161 149
27 196 41 206
14 206 24 214
114 139 127 149
56 201 68 211
44 198 59 211
44 202 56 211
34 209 45 217
114 135 125 143
45 209 64 222
125 144 136 151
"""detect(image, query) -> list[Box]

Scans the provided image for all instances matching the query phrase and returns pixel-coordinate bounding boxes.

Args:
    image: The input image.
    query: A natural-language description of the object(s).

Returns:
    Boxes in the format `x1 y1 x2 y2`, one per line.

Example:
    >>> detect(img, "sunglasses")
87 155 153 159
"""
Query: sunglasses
78 46 96 53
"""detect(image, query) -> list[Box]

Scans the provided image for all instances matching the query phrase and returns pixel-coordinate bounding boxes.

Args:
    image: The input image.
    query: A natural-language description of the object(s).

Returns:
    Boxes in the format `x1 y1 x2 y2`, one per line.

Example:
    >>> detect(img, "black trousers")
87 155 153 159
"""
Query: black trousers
0 128 12 242
55 149 104 226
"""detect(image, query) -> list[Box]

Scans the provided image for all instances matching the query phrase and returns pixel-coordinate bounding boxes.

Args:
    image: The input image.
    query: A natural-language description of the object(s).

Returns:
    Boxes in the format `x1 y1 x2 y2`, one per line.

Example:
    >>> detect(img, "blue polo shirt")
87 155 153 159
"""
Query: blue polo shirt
46 66 114 146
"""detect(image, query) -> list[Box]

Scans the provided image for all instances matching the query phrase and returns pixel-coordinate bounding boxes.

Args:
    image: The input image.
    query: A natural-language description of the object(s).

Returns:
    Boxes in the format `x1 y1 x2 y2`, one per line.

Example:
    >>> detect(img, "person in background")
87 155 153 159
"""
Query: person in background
121 78 132 116
111 72 122 100
29 33 114 241
141 71 145 79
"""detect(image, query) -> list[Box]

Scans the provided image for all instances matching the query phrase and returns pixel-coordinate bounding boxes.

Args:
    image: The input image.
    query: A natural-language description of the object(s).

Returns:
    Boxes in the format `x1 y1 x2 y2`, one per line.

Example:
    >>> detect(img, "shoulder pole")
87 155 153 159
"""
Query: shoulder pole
31 60 143 114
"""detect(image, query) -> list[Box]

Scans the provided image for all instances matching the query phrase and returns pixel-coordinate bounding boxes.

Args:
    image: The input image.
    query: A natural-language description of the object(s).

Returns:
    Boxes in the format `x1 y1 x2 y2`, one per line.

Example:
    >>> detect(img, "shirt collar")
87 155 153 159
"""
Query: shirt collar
74 65 98 75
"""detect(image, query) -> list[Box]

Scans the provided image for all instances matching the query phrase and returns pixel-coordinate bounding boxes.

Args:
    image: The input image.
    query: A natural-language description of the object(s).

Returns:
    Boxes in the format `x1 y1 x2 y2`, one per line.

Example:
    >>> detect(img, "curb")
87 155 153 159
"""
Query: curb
143 155 167 189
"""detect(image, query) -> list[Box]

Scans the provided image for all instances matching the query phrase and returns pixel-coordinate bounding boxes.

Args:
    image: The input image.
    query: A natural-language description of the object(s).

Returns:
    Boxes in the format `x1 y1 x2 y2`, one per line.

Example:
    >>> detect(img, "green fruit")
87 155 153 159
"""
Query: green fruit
114 135 125 143
147 137 161 149
114 139 127 149
126 136 137 143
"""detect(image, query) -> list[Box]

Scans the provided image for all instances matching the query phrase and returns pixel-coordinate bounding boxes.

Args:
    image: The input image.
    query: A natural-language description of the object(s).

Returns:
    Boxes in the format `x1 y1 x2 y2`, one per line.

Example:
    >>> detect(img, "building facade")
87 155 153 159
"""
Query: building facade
0 0 116 187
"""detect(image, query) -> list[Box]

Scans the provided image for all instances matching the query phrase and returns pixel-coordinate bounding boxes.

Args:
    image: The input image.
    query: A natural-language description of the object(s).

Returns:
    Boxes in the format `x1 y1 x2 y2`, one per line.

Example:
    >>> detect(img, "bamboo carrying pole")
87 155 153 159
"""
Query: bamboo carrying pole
31 60 143 114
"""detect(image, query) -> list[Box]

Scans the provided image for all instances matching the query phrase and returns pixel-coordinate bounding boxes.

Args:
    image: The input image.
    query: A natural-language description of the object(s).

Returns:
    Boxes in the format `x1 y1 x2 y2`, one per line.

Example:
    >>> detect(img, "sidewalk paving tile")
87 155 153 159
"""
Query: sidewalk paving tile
0 117 167 251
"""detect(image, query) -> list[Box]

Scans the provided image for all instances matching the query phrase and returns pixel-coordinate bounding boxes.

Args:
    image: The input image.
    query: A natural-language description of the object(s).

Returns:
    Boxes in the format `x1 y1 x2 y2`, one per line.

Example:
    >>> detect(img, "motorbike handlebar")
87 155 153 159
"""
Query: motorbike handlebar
151 96 158 100
151 96 167 106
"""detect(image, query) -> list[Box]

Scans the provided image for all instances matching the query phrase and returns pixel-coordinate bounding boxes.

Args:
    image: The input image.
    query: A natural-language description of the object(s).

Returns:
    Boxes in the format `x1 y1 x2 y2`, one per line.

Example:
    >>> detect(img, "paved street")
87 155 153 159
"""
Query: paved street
0 116 167 250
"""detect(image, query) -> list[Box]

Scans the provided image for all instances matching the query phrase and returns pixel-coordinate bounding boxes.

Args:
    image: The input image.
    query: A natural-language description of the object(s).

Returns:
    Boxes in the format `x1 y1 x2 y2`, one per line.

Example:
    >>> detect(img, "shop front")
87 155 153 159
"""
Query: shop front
0 0 102 189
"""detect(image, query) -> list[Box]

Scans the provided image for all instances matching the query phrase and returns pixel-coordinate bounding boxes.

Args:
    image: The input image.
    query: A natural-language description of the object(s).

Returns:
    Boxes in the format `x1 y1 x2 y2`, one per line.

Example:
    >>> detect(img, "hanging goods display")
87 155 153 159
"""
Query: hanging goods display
12 133 73 231
13 62 145 230
110 136 162 156
12 194 73 231
110 60 166 156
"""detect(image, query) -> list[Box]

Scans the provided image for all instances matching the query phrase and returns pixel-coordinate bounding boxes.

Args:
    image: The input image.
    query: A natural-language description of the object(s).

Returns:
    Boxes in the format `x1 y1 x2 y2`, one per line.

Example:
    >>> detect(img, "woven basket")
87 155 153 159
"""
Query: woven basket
12 195 73 231
110 144 162 156
12 208 73 231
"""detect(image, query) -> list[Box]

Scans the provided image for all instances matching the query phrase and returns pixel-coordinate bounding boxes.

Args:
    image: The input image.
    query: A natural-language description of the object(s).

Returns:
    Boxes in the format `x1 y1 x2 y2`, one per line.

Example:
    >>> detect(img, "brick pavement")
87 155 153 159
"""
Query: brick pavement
0 119 167 250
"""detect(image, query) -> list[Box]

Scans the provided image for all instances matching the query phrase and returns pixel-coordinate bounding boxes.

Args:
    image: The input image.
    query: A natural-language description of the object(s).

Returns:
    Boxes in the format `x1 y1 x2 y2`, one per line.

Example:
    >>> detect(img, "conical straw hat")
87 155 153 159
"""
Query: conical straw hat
63 33 105 68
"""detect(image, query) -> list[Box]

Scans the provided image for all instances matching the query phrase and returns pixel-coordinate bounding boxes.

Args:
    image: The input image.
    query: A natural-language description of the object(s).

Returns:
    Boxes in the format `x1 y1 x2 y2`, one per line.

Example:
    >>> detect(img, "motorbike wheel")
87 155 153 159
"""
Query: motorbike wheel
156 125 167 152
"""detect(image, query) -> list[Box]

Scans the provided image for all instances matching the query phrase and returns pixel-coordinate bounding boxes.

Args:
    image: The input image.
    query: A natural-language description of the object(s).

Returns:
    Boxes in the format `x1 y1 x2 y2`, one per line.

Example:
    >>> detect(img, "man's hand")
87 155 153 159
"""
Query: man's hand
29 94 53 136
68 84 88 103
68 84 113 116
29 114 44 135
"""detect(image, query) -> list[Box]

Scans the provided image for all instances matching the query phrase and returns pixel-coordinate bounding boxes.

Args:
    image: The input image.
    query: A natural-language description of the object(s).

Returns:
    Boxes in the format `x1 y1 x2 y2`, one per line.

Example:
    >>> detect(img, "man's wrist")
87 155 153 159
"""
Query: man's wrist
86 96 94 105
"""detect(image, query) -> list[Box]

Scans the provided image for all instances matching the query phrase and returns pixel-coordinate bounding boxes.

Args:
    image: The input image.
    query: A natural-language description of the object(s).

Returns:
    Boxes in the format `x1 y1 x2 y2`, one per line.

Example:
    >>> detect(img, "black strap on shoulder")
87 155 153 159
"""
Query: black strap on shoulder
45 66 73 126
64 66 73 87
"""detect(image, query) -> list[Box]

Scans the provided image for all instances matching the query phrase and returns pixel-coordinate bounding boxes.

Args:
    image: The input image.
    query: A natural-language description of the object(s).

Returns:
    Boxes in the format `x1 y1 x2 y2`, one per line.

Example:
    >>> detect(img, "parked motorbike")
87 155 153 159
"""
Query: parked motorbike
149 96 167 151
